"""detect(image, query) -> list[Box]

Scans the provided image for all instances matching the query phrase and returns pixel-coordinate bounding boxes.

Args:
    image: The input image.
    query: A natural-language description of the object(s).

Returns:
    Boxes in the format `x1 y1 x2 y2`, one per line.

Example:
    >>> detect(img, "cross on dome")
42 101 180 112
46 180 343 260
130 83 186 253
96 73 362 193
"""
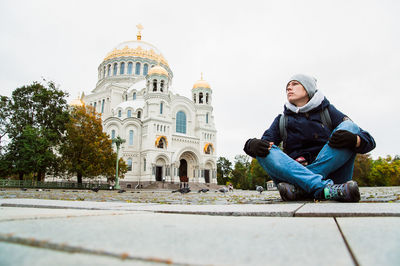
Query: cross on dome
136 24 144 40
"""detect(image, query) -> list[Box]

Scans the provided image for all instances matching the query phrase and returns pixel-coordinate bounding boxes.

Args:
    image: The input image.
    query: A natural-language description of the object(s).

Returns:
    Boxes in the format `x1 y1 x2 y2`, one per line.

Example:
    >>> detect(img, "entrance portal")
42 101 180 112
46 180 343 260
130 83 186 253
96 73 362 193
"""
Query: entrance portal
156 166 162 181
204 169 210 183
179 159 188 182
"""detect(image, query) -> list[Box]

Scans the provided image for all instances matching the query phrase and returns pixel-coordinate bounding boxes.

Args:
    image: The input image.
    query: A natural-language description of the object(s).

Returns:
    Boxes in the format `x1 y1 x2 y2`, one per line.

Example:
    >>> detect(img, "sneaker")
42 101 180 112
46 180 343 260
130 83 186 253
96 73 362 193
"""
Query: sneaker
324 181 360 202
277 182 310 201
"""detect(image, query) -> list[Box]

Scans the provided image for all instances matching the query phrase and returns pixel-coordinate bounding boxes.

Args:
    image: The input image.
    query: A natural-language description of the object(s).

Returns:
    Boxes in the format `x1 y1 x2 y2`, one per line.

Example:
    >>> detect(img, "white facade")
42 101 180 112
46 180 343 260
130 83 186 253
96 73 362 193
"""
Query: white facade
83 33 217 186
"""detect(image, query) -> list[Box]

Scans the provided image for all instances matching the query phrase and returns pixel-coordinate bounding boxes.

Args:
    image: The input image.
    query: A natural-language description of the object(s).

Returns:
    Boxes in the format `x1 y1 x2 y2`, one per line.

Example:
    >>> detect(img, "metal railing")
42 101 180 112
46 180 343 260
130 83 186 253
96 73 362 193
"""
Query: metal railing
0 179 110 190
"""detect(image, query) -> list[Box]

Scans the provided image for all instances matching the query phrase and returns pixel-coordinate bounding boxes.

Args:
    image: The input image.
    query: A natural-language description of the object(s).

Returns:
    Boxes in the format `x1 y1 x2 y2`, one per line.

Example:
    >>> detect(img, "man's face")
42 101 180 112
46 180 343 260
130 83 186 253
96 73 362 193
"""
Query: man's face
286 80 310 107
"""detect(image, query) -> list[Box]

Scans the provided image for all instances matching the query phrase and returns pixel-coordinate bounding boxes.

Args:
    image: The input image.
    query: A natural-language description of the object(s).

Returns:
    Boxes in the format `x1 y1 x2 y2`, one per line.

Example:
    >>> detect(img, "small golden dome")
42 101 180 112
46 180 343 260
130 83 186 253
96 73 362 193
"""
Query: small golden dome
70 98 84 107
148 65 169 76
193 80 210 89
193 73 211 89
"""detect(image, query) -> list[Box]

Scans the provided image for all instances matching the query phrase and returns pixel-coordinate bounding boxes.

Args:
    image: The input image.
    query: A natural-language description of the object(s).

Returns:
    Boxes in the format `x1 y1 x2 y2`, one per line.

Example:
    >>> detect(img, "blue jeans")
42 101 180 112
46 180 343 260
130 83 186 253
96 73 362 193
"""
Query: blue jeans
257 120 359 198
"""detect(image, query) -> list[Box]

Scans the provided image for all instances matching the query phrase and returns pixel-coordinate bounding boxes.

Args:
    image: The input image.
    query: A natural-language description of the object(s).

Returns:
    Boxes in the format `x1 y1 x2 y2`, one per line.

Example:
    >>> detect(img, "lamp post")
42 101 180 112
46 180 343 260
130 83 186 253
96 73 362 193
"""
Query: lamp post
112 136 125 190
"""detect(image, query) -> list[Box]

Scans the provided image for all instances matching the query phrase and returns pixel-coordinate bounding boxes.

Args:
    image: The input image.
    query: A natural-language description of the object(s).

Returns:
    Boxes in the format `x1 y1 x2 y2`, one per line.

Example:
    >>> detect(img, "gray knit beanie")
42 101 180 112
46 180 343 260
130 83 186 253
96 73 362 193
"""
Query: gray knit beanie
288 74 317 98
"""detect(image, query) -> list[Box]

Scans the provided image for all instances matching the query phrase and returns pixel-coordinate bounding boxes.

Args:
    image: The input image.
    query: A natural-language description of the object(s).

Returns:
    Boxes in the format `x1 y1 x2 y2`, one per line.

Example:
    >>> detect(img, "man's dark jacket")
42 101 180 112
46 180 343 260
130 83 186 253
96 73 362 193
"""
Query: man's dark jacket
252 98 376 164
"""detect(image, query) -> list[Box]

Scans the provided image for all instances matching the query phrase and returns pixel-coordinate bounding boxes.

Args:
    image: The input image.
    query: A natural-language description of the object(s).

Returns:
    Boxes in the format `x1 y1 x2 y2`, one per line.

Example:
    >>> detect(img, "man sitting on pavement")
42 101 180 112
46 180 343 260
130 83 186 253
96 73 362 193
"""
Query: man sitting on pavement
244 74 376 202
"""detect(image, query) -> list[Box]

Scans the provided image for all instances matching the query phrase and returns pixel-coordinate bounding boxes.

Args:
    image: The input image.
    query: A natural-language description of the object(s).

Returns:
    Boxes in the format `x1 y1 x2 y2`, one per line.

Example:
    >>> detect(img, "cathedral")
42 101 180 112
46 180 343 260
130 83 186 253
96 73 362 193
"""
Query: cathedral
79 26 217 188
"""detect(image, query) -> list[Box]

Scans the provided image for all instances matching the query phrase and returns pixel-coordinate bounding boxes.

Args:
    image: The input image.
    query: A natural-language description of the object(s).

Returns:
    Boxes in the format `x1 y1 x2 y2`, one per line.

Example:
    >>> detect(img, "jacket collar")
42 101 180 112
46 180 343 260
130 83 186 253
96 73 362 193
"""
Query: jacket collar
284 90 327 114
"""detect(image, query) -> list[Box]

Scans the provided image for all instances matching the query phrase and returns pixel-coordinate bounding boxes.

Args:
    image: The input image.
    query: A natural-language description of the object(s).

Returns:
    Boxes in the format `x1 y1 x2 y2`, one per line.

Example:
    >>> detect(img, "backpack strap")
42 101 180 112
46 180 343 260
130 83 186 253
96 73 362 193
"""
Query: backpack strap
279 114 288 150
320 107 333 131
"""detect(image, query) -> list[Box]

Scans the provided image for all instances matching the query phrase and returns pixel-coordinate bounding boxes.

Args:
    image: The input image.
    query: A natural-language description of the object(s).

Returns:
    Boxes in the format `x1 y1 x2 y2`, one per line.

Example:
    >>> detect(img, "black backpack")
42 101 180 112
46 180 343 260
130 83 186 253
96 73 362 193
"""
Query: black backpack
279 107 332 150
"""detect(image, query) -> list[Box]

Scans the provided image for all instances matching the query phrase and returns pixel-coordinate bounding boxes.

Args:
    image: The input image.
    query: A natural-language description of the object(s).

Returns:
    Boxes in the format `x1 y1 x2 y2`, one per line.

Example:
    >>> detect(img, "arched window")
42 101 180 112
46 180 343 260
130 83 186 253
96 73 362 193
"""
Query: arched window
160 80 164 92
127 62 133 74
143 158 146 171
127 159 132 171
120 62 125 74
94 102 97 111
199 92 203 104
160 102 163 114
113 63 118 75
118 110 121 117
206 113 209 124
107 65 111 76
127 110 131 118
129 130 133 145
153 79 157 91
193 94 196 103
206 93 209 104
143 64 148 75
103 66 106 78
133 93 136 100
111 130 115 139
137 111 141 118
101 99 105 114
176 111 186 134
125 94 127 101
135 62 141 75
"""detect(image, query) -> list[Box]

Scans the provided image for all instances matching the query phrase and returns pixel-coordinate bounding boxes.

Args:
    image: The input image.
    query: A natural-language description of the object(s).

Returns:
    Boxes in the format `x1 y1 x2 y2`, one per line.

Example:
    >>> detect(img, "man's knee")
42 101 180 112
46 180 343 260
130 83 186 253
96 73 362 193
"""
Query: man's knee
335 120 359 134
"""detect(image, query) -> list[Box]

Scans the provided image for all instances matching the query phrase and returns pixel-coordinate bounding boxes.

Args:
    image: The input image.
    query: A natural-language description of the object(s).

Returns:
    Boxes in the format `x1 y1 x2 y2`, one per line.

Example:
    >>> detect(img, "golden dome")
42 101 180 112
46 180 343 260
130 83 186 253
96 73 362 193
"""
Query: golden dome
70 98 84 107
193 73 211 89
103 40 168 67
193 79 211 89
148 65 169 76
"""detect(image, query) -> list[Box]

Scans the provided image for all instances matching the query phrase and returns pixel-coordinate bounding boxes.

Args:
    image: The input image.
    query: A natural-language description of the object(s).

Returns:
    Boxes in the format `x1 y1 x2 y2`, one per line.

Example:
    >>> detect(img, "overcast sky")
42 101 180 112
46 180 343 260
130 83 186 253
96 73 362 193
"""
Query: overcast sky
0 0 399 162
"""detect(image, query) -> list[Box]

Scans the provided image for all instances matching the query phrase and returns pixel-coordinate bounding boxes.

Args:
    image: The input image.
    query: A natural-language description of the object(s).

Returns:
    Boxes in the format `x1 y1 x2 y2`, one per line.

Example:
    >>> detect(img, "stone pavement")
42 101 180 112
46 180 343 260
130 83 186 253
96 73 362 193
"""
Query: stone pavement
0 188 400 266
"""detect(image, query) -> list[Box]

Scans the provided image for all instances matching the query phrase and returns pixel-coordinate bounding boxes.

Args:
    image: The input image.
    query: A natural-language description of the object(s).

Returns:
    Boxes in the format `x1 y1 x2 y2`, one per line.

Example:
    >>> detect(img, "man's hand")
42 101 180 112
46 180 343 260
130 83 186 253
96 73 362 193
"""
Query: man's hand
328 130 359 149
244 138 271 157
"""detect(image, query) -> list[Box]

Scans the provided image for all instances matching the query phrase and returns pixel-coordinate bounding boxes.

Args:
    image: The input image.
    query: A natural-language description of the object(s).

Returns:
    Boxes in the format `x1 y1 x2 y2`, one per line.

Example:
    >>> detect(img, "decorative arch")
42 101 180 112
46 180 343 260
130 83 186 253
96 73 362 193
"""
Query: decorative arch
204 159 216 169
153 154 170 165
172 147 201 165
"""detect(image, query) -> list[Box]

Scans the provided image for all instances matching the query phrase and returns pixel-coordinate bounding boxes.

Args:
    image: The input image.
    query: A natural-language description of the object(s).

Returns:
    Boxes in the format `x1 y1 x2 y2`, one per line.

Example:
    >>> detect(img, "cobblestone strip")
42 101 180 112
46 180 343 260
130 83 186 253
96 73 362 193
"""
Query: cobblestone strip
0 233 201 266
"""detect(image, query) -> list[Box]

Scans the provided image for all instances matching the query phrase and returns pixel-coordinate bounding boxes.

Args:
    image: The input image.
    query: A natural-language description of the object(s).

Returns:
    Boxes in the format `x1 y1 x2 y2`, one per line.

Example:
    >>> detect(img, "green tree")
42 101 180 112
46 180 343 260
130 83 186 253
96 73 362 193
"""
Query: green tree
231 155 250 189
0 96 10 154
4 81 69 180
369 156 400 186
60 105 127 184
217 157 232 185
352 154 373 186
249 158 271 189
5 126 56 180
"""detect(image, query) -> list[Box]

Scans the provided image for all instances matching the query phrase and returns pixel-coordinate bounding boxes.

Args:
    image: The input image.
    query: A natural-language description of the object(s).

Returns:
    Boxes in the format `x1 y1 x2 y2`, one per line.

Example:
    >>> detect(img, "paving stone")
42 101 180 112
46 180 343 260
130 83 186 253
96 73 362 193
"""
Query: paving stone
295 203 400 217
0 211 353 266
0 199 303 217
122 203 304 216
337 217 400 266
0 207 131 221
0 242 149 266
0 198 151 210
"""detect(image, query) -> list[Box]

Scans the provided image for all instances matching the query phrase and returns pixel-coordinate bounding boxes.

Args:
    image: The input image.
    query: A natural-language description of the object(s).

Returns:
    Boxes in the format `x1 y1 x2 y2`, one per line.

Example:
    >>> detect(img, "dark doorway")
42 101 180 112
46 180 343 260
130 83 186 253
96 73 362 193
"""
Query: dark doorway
204 169 210 183
156 166 162 181
179 159 188 182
